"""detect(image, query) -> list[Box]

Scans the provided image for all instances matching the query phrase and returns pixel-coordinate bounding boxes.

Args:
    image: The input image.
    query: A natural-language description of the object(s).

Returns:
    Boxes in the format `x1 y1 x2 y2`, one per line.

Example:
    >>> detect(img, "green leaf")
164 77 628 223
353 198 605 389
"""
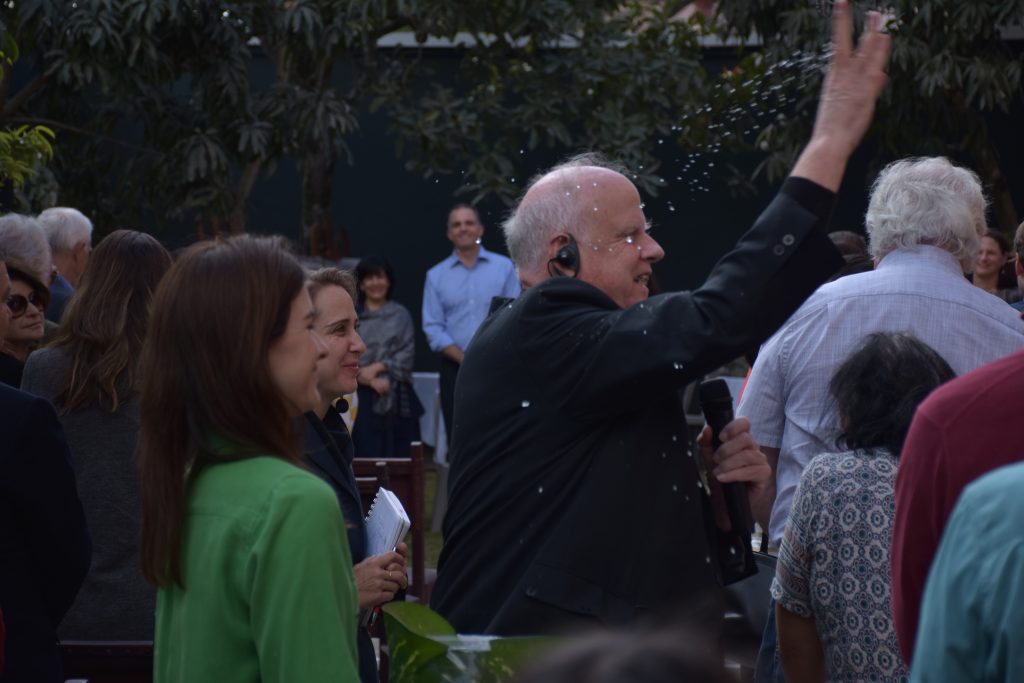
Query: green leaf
382 602 556 683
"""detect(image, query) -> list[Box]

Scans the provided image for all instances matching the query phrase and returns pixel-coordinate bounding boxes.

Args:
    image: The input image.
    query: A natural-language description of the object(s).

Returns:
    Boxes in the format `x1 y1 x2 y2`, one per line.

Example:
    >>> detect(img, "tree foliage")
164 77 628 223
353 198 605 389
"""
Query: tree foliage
1 0 712 252
711 0 1024 229
0 29 53 189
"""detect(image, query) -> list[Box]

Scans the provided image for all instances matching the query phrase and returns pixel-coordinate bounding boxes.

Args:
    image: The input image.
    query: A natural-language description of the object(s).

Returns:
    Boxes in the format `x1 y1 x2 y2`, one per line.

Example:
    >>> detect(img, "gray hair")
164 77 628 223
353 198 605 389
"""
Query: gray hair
1013 221 1024 260
502 152 628 273
37 207 93 254
865 157 987 270
0 213 52 282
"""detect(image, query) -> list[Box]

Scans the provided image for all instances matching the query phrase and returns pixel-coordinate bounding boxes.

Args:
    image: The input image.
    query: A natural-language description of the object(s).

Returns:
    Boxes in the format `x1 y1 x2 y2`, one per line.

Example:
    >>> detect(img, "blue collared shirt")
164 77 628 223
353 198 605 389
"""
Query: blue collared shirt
422 246 520 352
738 245 1024 546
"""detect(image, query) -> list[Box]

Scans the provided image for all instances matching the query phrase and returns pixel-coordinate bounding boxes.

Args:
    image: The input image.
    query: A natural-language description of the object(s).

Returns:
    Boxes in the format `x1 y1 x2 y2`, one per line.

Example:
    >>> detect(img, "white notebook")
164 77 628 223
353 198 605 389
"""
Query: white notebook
364 488 411 558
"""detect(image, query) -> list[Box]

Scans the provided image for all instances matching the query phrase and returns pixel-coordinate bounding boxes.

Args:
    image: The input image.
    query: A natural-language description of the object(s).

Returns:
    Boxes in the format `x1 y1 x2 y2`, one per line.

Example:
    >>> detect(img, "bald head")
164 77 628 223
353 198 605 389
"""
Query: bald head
503 154 664 308
503 155 629 280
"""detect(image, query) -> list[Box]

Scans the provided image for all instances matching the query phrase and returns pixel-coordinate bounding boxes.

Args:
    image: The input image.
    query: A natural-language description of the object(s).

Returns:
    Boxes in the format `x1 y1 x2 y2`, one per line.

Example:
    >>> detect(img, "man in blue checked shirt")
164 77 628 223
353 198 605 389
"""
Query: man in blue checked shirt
422 204 520 444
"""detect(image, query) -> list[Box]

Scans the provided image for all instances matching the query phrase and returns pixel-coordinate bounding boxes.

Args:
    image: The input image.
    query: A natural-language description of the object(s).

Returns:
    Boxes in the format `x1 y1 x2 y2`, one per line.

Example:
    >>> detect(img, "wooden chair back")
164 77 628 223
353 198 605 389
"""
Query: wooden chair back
352 441 426 600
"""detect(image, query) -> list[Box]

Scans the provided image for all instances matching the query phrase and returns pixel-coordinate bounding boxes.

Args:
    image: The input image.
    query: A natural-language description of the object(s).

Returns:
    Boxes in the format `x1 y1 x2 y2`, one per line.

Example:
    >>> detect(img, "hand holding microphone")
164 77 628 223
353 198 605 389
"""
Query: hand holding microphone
697 379 771 536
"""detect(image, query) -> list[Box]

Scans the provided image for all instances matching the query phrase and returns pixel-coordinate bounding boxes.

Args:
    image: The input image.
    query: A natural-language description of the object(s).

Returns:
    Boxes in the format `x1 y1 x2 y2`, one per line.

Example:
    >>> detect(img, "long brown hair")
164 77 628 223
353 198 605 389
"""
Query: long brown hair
138 235 306 587
50 230 172 412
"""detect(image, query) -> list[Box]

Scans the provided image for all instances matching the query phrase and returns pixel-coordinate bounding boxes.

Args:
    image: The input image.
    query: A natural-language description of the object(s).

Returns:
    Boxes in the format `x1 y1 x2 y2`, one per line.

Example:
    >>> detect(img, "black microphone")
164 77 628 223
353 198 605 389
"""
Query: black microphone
698 379 755 538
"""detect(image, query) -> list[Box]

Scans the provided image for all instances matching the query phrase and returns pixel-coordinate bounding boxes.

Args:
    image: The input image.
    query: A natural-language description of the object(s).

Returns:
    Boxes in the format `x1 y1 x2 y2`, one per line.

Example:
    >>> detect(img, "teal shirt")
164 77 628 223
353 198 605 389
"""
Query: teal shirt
911 461 1024 681
155 456 359 682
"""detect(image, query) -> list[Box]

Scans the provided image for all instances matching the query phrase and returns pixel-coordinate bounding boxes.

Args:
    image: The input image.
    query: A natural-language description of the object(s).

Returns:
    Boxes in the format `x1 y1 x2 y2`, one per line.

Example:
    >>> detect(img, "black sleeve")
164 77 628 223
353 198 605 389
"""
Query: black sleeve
12 395 92 624
521 185 845 420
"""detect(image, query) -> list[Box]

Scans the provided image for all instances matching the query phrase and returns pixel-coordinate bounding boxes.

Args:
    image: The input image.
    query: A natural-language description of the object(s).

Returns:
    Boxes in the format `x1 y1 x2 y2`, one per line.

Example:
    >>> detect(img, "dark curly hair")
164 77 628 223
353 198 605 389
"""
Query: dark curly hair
830 332 955 457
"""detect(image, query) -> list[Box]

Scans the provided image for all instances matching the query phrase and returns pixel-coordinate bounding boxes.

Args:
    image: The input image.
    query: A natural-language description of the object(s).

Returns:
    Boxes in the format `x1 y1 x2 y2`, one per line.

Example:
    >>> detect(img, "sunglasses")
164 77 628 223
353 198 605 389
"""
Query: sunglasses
6 291 47 318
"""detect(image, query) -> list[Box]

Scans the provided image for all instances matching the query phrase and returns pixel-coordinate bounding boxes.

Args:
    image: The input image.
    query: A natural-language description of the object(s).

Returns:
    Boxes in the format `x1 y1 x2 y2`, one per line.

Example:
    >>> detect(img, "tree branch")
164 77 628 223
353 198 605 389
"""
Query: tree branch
1 71 54 119
5 116 159 155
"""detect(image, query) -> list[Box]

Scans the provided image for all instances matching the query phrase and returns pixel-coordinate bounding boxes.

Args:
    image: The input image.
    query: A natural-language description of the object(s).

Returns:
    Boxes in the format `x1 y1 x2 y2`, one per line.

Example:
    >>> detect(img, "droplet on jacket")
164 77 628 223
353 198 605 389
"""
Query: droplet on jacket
537 485 544 494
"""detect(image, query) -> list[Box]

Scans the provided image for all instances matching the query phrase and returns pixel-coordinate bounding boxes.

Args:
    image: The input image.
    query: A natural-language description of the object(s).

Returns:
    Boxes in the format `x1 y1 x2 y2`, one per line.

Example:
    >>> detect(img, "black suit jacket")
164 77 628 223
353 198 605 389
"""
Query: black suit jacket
302 409 379 683
0 383 91 682
303 408 367 563
431 178 844 635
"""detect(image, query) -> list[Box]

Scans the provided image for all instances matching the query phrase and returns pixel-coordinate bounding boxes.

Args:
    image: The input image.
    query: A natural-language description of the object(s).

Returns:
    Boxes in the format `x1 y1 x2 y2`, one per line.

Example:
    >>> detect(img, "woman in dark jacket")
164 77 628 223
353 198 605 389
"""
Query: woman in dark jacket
352 256 422 458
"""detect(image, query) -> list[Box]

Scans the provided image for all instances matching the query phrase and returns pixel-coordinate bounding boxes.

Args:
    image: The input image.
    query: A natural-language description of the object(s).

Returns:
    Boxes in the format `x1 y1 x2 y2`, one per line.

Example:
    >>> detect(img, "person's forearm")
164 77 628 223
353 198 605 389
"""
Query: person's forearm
789 1 891 192
441 344 464 365
790 137 851 194
776 604 826 683
750 479 775 533
750 446 780 532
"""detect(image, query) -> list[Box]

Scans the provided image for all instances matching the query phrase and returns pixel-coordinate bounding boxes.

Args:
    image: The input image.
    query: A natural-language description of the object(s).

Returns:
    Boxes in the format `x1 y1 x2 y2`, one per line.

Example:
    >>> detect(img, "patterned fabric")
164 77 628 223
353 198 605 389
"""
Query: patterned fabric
772 449 908 683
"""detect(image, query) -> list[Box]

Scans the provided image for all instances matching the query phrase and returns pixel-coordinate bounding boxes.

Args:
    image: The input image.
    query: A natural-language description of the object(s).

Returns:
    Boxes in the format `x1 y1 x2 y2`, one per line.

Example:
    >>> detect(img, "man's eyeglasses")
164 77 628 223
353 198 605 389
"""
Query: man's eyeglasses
6 291 47 318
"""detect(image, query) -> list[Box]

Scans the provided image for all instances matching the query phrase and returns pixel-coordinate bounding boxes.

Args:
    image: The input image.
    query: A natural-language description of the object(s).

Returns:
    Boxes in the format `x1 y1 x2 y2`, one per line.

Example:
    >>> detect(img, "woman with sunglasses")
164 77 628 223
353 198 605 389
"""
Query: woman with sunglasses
0 260 49 387
139 235 359 682
22 230 172 641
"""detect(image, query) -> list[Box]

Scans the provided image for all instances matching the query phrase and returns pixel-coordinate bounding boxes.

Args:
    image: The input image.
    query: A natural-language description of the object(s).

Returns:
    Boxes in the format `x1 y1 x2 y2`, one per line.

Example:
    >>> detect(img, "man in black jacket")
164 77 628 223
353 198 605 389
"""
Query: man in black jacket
431 2 891 635
0 258 91 682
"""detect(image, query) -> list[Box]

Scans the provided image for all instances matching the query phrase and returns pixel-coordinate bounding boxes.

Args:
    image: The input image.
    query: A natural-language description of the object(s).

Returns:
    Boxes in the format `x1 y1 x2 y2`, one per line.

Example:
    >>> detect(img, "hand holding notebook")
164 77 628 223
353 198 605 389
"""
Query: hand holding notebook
365 488 411 558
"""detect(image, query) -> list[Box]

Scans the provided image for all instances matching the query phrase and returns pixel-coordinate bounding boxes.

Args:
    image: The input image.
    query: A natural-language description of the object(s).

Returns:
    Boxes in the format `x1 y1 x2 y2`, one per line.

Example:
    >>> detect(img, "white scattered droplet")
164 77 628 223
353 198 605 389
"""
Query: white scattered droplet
537 485 544 494
624 235 635 244
672 484 678 491
521 400 530 408
705 556 712 564
661 452 666 459
474 238 482 245
642 330 647 335
673 362 683 370
593 207 599 212
672 435 678 442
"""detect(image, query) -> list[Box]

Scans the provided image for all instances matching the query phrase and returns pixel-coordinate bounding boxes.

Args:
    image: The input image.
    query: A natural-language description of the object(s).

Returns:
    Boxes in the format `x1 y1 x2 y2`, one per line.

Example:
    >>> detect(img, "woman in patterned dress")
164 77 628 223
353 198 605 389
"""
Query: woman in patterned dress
772 332 955 683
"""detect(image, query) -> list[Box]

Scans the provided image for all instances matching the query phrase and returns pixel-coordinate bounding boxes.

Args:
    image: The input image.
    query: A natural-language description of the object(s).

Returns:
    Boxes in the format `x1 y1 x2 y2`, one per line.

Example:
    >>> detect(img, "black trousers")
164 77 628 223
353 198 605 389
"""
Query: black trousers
439 356 459 445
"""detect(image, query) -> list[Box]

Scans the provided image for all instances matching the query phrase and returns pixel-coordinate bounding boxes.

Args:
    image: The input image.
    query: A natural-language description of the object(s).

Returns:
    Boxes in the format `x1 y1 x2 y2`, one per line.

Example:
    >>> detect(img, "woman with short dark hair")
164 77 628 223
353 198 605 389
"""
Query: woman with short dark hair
773 332 955 683
138 235 358 681
22 229 172 640
352 255 422 458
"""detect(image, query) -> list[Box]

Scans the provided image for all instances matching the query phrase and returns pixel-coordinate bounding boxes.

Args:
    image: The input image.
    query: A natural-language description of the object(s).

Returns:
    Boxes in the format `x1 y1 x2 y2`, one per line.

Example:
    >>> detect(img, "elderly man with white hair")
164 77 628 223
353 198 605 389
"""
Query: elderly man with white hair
737 155 1024 680
37 207 93 323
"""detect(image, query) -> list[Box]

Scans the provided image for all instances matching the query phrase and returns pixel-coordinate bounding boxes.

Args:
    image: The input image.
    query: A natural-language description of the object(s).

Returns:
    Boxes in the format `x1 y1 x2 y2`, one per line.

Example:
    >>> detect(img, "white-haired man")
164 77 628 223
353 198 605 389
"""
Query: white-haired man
738 155 1024 679
431 2 891 636
37 207 93 323
0 214 52 285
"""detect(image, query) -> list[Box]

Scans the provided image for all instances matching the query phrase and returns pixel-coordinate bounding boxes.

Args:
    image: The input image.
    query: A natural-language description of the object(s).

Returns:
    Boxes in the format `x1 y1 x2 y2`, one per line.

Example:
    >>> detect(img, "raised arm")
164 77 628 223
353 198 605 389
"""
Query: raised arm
791 0 892 191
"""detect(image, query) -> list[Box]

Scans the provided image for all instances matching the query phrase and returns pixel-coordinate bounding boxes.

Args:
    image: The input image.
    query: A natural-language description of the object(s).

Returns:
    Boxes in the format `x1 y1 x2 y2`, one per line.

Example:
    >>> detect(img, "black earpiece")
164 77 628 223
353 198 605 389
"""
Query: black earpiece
548 235 580 278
